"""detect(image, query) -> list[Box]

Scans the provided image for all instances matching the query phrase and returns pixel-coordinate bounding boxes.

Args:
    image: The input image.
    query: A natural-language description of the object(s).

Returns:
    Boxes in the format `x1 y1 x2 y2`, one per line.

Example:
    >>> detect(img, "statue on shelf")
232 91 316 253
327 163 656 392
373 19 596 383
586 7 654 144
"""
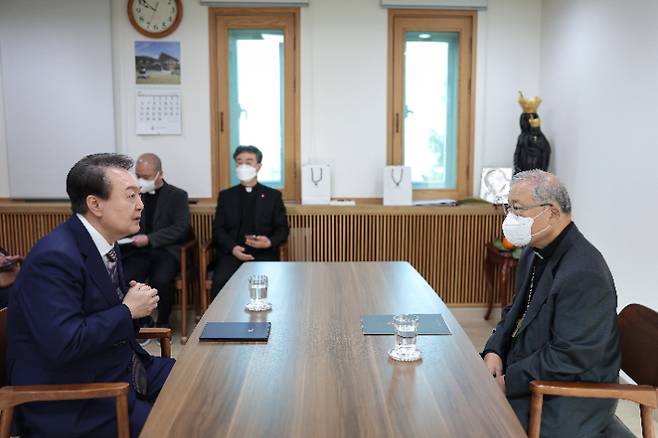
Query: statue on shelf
514 91 551 174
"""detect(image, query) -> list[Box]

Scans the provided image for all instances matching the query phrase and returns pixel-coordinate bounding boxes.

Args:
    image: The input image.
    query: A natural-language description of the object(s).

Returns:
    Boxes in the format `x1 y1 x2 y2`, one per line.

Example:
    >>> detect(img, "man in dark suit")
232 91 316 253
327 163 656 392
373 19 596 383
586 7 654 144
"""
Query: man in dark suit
211 145 289 299
7 154 174 437
122 153 190 329
482 170 621 437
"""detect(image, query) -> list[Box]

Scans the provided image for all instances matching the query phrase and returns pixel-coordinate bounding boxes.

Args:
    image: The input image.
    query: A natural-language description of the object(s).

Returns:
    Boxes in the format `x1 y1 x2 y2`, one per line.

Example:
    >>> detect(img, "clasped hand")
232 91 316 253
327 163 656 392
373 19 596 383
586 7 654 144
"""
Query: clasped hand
244 235 271 249
232 236 272 261
483 352 506 394
123 280 159 319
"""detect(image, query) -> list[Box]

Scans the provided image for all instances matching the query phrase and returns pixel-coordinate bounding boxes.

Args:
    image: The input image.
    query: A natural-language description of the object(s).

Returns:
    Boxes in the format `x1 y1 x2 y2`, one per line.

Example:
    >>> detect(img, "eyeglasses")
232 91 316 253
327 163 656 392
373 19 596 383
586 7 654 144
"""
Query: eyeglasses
503 202 552 215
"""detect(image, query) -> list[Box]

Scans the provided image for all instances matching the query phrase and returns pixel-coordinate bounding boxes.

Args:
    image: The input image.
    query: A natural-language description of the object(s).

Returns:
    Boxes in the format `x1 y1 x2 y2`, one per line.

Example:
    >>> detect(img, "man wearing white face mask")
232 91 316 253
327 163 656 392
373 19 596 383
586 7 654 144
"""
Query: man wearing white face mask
122 153 190 330
481 170 621 437
211 145 289 299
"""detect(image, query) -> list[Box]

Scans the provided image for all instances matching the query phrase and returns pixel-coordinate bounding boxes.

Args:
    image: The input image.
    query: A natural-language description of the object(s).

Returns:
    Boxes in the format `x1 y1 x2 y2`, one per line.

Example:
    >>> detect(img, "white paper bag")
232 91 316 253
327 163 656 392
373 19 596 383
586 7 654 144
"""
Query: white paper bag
383 166 412 206
302 164 331 205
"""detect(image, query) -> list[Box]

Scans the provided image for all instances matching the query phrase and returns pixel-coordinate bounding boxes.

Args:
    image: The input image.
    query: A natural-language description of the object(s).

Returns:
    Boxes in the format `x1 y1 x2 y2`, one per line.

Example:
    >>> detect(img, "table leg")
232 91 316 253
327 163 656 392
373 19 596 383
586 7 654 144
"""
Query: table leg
484 254 495 320
500 260 512 310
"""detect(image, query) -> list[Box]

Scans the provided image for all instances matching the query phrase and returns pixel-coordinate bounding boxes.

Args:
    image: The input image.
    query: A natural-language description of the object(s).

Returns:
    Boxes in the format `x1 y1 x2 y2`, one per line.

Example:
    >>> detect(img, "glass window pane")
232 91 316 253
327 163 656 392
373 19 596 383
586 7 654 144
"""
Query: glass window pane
228 29 284 188
403 31 459 189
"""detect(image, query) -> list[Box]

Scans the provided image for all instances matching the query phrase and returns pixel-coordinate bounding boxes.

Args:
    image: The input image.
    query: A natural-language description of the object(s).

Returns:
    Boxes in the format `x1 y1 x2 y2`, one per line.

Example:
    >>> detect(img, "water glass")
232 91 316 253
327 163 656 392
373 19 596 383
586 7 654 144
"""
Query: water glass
245 274 272 311
388 314 421 362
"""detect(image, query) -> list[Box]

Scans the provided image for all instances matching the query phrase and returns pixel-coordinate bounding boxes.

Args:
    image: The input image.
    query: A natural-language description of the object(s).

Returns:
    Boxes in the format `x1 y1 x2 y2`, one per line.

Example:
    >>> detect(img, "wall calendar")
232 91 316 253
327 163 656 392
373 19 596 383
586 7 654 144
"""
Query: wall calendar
136 88 182 135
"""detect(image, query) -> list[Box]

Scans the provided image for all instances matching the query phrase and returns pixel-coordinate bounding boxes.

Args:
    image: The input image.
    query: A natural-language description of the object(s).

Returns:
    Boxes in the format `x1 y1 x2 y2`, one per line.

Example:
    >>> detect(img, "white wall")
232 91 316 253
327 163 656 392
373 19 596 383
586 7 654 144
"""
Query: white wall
110 0 212 197
0 0 542 199
539 0 658 310
300 0 388 198
474 0 542 191
301 0 542 198
0 65 8 197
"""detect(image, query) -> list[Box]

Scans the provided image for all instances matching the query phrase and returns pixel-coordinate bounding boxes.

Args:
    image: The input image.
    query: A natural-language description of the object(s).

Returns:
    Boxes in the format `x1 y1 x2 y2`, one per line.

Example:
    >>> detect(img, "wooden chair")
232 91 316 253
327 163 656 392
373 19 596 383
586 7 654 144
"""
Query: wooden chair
483 242 518 320
0 307 171 438
529 303 658 438
175 230 197 344
198 240 289 316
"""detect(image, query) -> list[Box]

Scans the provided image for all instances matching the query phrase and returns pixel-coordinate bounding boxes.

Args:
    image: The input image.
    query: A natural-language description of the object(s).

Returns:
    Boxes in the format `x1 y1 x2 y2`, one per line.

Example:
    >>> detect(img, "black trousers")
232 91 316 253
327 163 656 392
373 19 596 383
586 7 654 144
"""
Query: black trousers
122 249 179 326
210 252 277 301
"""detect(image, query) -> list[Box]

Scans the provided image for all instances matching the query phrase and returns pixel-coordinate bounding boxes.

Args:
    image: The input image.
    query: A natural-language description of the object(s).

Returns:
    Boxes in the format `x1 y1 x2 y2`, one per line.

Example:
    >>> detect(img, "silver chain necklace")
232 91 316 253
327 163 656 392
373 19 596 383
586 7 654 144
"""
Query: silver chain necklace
512 266 536 338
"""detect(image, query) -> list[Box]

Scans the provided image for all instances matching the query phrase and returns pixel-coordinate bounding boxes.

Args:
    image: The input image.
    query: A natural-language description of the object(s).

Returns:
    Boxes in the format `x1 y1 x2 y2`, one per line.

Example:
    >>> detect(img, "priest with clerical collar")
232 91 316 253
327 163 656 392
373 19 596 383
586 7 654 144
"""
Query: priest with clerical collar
210 145 289 299
481 169 621 437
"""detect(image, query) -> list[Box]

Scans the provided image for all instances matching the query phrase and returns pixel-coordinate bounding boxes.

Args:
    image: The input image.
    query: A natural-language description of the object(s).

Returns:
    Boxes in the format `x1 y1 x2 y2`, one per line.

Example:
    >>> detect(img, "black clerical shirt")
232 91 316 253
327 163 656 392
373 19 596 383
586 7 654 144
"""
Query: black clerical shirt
238 186 256 246
529 221 574 290
141 186 163 235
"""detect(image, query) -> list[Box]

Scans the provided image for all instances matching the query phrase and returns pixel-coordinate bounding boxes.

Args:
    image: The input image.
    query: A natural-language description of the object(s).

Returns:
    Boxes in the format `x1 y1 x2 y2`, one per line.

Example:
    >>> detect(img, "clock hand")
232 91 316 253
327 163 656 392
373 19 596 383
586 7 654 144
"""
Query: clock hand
150 1 160 22
140 0 156 12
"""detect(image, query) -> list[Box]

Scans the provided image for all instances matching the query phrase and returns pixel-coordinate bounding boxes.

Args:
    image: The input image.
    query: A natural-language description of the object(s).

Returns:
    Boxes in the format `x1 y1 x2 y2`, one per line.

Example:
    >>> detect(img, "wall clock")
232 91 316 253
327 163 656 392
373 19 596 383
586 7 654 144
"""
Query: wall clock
128 0 183 38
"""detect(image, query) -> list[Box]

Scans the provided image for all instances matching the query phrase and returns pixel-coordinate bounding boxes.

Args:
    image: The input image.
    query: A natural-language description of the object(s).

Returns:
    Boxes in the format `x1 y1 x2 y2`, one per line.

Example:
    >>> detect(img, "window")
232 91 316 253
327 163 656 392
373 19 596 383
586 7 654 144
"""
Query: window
388 10 476 199
210 8 300 200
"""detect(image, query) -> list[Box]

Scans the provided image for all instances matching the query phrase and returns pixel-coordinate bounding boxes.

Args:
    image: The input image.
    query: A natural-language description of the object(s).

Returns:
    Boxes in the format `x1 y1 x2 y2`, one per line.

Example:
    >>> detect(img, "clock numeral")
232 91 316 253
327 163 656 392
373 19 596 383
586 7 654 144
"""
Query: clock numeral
139 16 144 22
162 22 167 28
171 7 175 13
136 7 141 13
154 24 159 30
168 15 173 22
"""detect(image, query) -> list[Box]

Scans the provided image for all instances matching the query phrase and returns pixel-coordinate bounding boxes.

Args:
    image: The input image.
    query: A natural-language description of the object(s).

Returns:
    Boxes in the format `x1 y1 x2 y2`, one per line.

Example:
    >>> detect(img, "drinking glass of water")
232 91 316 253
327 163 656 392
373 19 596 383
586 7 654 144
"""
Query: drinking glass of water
245 274 272 312
388 314 421 362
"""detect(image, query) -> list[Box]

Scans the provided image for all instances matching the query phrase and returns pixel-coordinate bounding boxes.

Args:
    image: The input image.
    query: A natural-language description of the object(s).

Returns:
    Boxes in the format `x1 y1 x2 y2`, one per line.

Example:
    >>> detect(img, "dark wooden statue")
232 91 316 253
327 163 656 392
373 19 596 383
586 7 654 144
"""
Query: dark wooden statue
514 92 551 174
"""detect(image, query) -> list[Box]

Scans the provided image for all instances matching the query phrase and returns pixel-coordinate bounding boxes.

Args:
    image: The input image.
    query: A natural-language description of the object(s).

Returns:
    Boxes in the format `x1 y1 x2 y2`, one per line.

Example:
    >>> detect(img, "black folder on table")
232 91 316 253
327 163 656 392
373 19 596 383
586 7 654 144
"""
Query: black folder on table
360 314 451 335
199 322 271 342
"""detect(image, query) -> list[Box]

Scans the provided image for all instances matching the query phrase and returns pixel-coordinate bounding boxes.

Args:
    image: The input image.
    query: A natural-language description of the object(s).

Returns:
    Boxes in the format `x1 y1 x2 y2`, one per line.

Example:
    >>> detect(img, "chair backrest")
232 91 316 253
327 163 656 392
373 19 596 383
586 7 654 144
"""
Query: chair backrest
0 307 6 387
618 303 658 387
180 227 197 270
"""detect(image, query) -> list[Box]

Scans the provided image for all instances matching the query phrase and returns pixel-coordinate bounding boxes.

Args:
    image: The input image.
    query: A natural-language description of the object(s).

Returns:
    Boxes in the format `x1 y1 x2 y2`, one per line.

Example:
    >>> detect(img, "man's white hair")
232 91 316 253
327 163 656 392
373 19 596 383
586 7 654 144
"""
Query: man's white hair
511 169 572 213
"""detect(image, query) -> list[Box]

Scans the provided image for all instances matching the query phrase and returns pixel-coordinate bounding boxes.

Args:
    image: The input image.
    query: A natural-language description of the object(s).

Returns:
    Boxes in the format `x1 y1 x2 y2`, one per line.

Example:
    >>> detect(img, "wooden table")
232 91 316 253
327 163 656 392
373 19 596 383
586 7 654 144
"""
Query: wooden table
141 262 525 437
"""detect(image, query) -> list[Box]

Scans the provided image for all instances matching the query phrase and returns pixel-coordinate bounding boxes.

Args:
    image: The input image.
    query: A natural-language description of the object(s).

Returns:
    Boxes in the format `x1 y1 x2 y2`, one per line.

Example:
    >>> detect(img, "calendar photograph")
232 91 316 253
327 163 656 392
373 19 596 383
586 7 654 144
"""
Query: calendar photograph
135 41 181 85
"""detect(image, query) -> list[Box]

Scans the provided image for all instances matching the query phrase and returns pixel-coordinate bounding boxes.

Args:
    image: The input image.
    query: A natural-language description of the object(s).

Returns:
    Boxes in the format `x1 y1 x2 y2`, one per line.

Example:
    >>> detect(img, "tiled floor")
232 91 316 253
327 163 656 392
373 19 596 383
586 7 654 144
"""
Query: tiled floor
153 308 656 436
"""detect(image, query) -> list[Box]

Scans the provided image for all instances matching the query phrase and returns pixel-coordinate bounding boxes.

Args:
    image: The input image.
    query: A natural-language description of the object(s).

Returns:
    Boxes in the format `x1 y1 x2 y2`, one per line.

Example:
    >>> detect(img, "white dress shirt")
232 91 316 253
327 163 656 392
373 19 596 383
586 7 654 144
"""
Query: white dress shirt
76 213 115 269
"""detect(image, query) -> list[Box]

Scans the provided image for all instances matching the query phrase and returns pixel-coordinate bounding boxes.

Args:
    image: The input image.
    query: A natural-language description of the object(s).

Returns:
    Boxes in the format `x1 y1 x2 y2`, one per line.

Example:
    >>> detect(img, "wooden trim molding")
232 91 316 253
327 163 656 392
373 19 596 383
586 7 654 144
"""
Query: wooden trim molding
208 7 300 201
387 9 477 200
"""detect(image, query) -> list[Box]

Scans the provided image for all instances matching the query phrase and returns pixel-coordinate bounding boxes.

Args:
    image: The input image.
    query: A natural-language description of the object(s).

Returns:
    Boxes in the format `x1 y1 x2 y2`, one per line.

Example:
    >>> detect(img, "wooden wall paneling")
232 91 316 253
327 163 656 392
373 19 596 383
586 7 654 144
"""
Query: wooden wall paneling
0 204 507 306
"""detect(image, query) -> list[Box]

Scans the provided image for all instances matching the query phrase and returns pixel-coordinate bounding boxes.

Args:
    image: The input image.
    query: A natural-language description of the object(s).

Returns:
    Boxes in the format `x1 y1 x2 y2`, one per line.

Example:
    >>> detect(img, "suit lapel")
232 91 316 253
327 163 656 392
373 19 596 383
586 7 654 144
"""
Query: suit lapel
70 216 121 307
506 250 536 326
515 226 577 336
515 265 553 336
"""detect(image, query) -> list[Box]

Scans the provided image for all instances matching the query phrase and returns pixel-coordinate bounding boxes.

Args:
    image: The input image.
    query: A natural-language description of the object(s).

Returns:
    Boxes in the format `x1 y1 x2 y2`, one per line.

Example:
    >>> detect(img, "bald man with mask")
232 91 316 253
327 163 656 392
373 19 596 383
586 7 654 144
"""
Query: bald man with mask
482 170 621 437
122 153 190 330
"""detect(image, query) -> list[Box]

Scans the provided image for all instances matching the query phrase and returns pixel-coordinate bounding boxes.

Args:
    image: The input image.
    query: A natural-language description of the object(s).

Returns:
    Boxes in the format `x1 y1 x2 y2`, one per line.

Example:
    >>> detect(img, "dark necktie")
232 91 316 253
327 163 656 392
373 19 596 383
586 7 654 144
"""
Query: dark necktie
106 248 148 397
105 248 124 300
